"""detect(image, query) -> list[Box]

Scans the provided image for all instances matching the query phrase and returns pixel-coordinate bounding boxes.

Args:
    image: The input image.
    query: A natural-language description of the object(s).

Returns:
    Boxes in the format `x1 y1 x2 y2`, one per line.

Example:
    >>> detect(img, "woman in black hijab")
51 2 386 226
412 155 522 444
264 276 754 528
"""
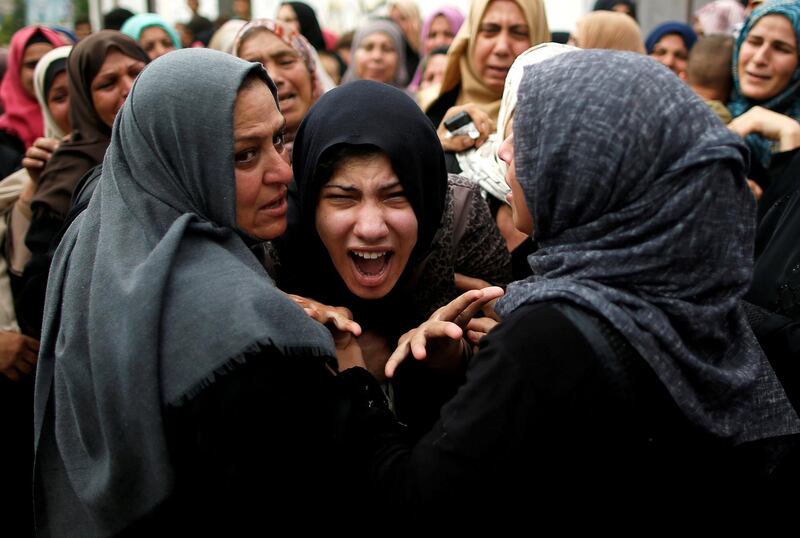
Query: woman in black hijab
278 80 510 437
593 0 637 20
277 1 326 50
334 51 800 521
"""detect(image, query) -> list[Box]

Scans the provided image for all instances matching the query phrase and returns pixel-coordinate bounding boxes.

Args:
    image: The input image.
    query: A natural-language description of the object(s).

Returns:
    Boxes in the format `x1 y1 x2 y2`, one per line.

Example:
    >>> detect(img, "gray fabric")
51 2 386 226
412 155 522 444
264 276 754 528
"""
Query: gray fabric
33 48 335 536
496 50 800 445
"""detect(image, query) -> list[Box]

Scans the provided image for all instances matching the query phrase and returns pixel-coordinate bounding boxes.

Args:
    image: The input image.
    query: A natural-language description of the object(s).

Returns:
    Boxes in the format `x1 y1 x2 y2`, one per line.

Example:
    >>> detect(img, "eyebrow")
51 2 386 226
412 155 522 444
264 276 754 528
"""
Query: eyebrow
234 119 286 143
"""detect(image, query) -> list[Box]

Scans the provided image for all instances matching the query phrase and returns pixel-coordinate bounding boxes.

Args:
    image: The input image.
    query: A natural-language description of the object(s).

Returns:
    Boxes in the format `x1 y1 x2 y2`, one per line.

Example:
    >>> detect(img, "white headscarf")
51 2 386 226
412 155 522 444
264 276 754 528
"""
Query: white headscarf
33 45 72 139
457 43 579 203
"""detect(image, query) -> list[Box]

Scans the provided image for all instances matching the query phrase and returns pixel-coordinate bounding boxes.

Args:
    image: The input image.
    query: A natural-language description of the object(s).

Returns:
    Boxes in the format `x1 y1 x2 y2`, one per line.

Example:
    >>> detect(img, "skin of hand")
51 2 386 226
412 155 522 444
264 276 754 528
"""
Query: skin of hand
465 316 499 347
437 103 496 153
385 286 505 378
21 137 61 184
287 294 366 371
0 331 40 382
454 273 501 321
729 106 800 152
747 179 764 200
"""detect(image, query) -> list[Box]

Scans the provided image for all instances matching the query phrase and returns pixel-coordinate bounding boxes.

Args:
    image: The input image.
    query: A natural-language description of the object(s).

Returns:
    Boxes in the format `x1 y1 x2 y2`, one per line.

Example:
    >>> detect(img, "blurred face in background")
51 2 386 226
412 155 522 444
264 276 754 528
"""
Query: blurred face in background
650 34 689 78
139 26 176 60
277 4 301 33
90 48 146 128
21 42 54 98
354 31 399 84
420 53 448 90
47 71 71 134
425 15 456 54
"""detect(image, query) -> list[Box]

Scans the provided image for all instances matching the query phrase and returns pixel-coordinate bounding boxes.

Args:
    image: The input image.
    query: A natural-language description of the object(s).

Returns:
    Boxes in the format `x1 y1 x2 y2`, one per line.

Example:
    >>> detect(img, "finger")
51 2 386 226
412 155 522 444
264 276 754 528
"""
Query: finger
2 368 20 382
15 361 33 376
467 317 497 334
410 322 462 360
330 314 362 336
434 289 485 322
452 288 504 328
385 339 411 378
20 349 38 366
23 336 40 352
34 137 60 152
465 329 484 346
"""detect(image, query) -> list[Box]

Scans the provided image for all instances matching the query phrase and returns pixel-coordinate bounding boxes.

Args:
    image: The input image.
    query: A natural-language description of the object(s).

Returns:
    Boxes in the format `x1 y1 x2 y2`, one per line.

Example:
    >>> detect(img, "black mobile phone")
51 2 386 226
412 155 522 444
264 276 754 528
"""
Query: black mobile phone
444 110 474 132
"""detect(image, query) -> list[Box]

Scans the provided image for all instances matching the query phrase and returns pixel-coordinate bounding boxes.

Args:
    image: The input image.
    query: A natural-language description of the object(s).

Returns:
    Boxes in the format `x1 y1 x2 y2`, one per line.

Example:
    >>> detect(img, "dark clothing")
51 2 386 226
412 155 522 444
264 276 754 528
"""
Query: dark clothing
36 345 349 535
0 376 34 538
341 301 799 522
424 84 462 174
0 130 24 179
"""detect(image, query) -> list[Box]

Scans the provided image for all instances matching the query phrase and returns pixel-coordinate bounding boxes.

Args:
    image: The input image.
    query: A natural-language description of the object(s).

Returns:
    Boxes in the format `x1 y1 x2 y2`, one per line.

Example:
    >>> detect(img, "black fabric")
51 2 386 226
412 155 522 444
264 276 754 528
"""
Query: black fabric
593 0 637 20
0 129 24 178
340 301 799 524
285 2 326 50
119 345 350 533
748 148 800 319
0 376 34 538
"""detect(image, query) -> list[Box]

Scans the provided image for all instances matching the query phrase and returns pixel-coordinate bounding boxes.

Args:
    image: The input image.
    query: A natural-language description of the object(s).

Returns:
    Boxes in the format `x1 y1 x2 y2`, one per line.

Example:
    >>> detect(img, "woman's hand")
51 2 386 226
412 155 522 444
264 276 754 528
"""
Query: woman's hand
0 331 39 382
729 106 800 152
385 286 504 378
437 103 496 152
22 137 61 184
288 294 365 371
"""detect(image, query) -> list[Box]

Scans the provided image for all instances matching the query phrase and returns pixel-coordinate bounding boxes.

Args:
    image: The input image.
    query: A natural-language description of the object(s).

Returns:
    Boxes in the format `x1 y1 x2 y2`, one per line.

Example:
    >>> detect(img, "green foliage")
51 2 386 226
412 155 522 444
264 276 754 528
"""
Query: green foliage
0 0 26 45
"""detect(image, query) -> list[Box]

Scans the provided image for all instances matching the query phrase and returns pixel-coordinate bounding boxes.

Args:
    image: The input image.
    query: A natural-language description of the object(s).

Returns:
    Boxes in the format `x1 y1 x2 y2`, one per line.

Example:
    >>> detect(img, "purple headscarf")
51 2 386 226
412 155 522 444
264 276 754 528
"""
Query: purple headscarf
410 6 465 89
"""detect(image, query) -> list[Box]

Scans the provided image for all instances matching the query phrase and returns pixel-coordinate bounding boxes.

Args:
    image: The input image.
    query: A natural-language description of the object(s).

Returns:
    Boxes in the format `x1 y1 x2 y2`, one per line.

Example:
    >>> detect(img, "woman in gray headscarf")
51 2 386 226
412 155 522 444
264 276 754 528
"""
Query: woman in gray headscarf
342 18 408 87
334 50 800 520
33 49 348 535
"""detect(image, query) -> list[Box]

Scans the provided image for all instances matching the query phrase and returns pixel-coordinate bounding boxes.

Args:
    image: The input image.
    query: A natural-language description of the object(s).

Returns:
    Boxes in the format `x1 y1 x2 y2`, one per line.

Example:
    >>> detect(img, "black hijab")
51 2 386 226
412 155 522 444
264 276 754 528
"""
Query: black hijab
282 80 447 332
497 50 799 444
284 2 326 50
593 0 637 21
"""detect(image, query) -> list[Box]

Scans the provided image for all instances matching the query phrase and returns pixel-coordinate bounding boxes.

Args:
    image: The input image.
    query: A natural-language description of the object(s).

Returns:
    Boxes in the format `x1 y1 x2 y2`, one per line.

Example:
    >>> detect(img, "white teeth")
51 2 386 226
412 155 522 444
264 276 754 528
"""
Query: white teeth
352 251 386 260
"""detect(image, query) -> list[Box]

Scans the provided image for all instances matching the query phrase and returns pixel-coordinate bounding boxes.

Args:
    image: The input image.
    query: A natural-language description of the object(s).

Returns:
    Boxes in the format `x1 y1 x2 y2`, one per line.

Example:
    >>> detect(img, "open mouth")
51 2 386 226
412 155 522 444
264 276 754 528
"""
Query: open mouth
260 189 288 215
349 250 393 283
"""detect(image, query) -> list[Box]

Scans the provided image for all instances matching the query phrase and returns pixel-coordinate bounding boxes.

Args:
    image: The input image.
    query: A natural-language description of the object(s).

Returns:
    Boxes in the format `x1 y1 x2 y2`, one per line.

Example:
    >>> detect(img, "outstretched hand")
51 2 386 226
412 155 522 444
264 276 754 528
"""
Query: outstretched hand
385 286 504 378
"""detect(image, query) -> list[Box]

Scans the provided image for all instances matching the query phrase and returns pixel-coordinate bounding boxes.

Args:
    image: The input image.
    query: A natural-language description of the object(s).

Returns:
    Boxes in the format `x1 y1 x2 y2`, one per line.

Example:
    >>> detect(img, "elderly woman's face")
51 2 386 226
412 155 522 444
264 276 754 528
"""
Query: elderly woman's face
90 48 146 128
738 14 798 102
473 0 531 93
233 82 292 240
238 30 314 138
354 32 399 84
316 152 418 300
650 34 689 78
140 26 175 60
498 129 533 235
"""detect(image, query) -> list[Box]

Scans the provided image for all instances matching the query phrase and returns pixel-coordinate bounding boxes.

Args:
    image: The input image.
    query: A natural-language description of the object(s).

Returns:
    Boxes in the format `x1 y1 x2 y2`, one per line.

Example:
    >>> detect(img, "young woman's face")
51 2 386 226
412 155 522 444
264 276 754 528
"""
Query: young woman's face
21 42 54 98
649 34 689 78
140 26 176 60
738 14 798 102
472 0 531 93
277 4 301 33
238 30 315 139
47 71 71 135
354 32 399 84
233 82 292 240
316 152 418 300
425 15 455 54
90 48 146 128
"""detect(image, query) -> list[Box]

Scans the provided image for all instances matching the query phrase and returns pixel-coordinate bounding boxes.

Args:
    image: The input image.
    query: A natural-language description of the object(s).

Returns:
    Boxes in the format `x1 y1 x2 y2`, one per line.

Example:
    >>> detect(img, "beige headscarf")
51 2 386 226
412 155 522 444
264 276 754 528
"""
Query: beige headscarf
427 0 550 120
573 11 645 53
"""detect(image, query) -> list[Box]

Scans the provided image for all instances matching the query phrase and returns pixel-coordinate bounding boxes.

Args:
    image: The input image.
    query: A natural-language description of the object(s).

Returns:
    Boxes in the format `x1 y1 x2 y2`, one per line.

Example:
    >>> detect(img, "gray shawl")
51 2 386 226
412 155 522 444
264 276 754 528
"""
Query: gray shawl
496 50 800 445
33 48 335 536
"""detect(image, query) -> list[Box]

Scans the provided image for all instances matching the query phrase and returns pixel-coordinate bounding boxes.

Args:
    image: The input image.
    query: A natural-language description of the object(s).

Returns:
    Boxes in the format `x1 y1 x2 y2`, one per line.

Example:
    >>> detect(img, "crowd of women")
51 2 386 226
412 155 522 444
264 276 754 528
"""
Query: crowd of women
1 0 800 534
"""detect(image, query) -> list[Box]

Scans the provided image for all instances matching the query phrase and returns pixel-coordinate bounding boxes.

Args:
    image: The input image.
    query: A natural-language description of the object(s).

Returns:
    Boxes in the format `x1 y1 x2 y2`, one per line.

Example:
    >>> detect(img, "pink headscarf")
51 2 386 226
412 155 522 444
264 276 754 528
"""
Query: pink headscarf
420 6 465 55
410 6 465 89
695 0 746 35
0 26 64 149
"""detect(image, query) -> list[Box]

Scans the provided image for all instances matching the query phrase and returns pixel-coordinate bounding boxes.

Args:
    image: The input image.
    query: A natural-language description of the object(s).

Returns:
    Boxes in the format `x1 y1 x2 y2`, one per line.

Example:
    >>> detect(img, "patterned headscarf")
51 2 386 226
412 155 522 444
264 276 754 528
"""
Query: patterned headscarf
234 18 322 98
498 50 800 445
729 0 800 168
